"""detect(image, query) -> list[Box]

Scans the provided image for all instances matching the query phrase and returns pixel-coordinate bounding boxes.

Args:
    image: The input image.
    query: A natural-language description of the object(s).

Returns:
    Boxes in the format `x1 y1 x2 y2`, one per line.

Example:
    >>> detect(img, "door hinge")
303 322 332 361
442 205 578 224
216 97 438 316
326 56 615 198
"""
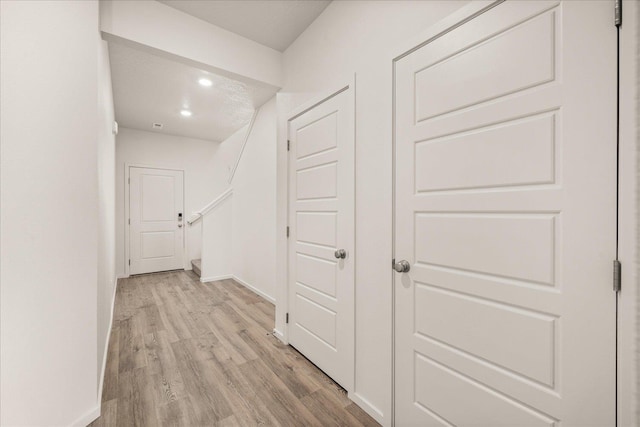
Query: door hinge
128 177 130 184
613 260 621 292
286 226 290 238
614 0 622 27
128 218 130 225
128 259 131 266
286 313 289 324
287 140 290 151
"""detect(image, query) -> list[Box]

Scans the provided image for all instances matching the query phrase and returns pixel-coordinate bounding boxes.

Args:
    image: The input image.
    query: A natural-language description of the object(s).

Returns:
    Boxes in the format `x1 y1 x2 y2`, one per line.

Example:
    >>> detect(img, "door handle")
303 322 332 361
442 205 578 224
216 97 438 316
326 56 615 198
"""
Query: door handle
394 260 410 273
178 224 183 228
334 249 347 259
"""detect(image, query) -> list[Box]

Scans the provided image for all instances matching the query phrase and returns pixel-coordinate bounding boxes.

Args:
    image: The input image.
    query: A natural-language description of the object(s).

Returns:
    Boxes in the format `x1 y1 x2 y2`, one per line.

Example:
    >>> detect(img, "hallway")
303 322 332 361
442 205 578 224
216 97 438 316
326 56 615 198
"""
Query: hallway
2 1 638 425
90 272 378 426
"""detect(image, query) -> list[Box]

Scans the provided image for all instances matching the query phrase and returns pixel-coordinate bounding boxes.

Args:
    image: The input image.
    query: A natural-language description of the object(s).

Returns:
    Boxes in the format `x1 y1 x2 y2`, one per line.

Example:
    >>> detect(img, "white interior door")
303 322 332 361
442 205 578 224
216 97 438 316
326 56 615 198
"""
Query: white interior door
394 1 616 425
288 87 355 391
129 166 184 275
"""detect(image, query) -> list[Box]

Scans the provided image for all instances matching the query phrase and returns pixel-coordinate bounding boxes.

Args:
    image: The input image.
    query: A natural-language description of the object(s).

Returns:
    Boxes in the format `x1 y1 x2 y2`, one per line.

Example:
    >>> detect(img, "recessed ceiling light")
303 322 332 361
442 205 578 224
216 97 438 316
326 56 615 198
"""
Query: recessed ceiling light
198 78 212 87
180 110 192 117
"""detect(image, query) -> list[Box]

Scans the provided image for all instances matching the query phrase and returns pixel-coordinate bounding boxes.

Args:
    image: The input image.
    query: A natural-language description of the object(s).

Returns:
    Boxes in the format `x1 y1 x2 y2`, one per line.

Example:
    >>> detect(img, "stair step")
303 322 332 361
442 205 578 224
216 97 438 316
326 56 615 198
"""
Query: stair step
191 259 202 277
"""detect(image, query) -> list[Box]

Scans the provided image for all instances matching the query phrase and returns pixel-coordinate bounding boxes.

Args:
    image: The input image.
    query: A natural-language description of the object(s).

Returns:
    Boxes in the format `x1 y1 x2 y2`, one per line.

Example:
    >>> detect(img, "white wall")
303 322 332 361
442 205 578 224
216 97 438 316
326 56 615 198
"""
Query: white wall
100 0 282 90
231 98 277 301
201 196 233 281
199 98 278 301
0 1 100 425
116 128 220 277
276 2 470 424
97 39 117 395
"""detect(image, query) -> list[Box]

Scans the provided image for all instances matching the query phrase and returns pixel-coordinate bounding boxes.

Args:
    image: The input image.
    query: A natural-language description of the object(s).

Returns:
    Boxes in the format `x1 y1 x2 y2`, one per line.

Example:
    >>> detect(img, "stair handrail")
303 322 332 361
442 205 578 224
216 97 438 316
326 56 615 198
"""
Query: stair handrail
228 107 259 185
187 187 233 225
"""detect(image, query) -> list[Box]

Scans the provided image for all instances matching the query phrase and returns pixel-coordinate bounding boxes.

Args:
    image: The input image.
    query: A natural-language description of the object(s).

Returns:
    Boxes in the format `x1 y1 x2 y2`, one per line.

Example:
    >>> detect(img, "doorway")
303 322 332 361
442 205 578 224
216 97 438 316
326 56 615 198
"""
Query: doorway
127 166 185 275
393 1 617 424
287 85 355 391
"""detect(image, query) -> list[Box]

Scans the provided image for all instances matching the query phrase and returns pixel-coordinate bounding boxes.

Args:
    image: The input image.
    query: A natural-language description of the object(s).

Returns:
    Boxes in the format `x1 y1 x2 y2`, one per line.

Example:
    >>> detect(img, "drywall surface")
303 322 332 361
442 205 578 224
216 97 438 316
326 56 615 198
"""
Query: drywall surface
201 196 233 281
98 40 117 392
0 1 100 424
199 98 277 300
231 98 277 301
100 0 282 89
278 1 469 424
115 128 220 276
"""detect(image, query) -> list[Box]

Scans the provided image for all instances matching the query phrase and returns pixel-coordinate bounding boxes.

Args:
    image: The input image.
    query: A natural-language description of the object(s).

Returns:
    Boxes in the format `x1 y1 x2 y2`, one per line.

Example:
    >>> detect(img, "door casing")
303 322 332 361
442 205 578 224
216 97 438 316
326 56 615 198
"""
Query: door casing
284 77 356 393
124 163 187 277
390 0 620 424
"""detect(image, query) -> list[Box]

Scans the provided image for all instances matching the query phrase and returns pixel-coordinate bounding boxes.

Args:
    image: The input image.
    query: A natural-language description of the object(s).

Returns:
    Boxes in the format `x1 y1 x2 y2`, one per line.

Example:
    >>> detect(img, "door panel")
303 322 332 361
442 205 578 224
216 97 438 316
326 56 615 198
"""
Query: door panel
395 1 616 425
130 167 184 275
414 112 556 192
415 213 556 284
288 88 354 391
414 10 555 122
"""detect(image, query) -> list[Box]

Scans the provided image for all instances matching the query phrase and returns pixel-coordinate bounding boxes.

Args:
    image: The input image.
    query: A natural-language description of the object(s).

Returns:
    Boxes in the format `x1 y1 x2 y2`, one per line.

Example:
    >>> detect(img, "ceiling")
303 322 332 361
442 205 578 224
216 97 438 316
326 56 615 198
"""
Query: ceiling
109 43 277 142
158 0 331 52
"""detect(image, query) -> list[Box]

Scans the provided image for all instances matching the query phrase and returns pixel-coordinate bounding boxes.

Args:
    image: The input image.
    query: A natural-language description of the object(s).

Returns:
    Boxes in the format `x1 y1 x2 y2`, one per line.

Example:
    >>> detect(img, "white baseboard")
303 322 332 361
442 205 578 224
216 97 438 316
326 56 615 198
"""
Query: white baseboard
200 274 233 283
70 404 101 427
348 392 385 426
116 274 129 279
97 277 119 407
272 328 286 343
232 275 276 304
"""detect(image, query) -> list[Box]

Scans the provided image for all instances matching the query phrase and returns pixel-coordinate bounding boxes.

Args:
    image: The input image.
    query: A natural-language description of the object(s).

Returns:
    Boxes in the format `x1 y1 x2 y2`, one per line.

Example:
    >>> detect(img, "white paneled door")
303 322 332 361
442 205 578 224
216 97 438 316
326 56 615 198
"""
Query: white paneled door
394 1 616 425
288 87 354 391
129 167 184 275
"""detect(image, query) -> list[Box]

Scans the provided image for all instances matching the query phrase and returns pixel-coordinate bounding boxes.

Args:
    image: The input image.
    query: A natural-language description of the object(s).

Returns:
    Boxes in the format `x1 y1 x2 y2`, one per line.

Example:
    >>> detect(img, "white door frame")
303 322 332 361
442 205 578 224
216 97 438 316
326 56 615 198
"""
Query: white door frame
389 0 627 424
280 77 357 344
124 163 187 277
284 76 356 383
617 1 639 425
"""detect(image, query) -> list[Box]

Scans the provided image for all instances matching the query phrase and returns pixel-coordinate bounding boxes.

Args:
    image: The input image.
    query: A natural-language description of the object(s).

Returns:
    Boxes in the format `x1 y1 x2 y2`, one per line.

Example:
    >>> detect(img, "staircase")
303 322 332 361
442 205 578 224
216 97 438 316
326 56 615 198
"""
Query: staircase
191 259 202 277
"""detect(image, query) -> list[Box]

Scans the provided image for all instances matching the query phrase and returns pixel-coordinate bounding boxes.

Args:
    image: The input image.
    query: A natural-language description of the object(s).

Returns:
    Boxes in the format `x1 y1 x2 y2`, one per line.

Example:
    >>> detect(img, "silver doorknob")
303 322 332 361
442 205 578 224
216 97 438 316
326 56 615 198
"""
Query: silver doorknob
334 249 346 259
394 260 410 273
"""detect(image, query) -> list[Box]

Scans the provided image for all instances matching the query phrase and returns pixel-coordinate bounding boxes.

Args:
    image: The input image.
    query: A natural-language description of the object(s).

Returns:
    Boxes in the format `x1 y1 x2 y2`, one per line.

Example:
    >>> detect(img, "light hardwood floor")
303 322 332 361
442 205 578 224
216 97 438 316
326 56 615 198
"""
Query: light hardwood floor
90 270 379 427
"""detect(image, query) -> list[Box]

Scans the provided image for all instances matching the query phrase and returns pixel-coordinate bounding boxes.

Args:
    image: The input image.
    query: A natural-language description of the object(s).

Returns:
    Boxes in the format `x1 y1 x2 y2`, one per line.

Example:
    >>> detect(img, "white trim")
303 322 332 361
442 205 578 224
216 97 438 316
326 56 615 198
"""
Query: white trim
390 1 500 63
116 274 129 279
228 108 260 184
272 328 286 343
200 274 233 283
286 81 351 121
389 1 633 425
97 277 119 405
617 0 639 424
285 76 357 394
70 404 100 427
281 79 357 340
232 275 276 304
125 163 187 276
276 76 360 343
349 392 385 426
187 187 233 225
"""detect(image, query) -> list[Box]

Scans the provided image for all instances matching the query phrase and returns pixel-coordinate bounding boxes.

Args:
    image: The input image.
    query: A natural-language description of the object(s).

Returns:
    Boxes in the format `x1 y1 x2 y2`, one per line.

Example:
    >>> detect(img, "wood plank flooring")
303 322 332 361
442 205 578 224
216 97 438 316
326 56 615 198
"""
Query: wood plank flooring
90 271 379 427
